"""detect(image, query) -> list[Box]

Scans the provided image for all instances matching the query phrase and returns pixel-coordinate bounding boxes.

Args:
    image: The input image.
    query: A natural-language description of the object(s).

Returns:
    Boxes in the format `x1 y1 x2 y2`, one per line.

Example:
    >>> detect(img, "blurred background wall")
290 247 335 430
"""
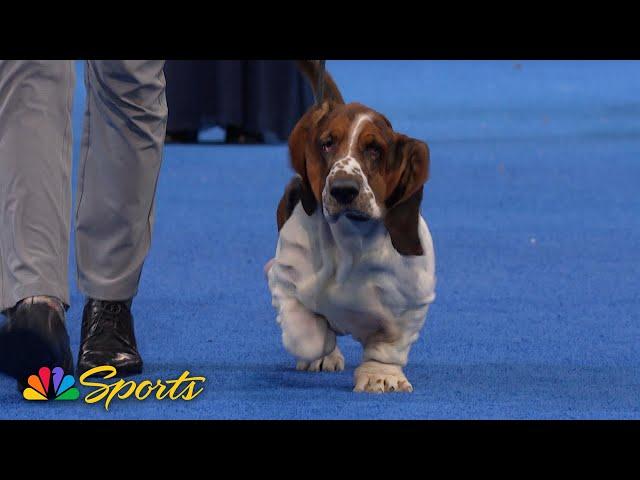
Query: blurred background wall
164 60 314 144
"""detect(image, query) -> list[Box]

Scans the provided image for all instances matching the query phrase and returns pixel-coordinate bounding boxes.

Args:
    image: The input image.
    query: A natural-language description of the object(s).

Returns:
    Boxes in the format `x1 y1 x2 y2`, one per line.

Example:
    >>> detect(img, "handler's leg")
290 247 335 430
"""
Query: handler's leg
76 60 167 376
0 60 75 383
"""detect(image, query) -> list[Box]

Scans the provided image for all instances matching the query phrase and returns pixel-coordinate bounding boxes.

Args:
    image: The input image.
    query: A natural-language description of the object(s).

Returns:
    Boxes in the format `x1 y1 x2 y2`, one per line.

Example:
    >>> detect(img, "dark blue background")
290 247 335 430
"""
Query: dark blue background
2 61 639 418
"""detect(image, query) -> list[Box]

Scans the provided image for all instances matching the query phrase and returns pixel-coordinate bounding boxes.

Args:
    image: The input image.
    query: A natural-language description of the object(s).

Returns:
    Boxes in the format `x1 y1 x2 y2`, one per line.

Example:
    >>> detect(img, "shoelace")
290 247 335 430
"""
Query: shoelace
84 302 132 348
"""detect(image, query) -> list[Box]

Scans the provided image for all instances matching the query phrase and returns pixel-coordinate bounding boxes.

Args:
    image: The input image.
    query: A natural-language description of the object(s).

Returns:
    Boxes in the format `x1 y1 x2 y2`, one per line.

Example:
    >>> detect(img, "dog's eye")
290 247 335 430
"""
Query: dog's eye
367 145 382 161
321 137 334 153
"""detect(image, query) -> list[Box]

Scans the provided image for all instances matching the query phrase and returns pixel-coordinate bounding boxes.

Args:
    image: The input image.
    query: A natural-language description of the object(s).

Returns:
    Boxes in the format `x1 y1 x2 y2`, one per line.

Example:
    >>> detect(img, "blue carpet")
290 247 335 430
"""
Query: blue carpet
1 61 639 419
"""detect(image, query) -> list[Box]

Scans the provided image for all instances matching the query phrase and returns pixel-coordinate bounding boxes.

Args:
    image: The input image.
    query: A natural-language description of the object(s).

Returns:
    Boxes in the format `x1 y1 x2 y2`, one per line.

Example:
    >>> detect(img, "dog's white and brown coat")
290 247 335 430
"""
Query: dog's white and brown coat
266 61 436 393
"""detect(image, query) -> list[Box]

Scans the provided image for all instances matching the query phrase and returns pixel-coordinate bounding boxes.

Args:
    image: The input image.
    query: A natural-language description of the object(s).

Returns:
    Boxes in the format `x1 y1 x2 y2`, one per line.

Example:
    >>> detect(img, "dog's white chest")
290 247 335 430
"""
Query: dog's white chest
268 204 436 341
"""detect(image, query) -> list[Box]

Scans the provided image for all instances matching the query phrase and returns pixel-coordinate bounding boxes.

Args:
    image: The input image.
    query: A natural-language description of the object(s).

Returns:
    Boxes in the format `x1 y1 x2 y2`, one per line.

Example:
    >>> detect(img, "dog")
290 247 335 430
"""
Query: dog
265 61 436 393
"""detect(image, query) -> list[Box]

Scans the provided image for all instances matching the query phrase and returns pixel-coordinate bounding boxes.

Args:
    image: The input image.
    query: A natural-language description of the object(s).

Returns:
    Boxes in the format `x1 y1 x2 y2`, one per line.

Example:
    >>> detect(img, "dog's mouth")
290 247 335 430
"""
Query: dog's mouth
330 209 372 223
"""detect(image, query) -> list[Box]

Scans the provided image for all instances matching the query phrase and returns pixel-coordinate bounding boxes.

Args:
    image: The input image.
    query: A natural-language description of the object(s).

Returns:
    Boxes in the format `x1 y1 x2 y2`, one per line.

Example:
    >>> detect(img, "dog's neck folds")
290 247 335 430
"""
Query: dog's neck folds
322 215 387 283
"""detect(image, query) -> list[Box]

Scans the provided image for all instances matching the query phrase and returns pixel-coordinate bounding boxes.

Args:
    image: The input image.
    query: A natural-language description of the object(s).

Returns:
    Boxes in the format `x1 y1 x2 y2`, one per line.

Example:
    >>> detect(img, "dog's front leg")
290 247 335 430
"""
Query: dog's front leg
353 360 412 393
277 298 336 363
354 332 417 393
353 307 430 393
296 345 345 372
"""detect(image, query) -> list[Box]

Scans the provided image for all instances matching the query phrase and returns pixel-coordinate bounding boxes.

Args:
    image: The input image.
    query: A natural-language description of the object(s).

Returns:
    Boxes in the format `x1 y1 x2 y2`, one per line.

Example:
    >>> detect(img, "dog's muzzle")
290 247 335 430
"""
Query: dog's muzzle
322 164 379 222
330 179 359 205
329 179 370 221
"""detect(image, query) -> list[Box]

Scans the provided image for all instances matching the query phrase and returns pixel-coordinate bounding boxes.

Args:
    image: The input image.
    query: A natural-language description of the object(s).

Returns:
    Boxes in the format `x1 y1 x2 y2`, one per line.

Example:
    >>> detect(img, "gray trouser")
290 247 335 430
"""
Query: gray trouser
0 60 167 312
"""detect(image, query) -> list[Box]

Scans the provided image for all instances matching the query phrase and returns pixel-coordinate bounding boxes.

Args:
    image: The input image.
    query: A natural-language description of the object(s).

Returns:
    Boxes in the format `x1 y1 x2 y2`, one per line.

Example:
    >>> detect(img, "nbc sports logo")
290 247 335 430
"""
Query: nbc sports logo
18 365 205 408
23 366 80 401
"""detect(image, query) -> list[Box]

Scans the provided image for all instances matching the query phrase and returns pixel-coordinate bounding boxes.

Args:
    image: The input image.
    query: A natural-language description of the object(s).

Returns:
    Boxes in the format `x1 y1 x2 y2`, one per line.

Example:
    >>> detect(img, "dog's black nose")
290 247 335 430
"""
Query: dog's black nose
330 179 360 205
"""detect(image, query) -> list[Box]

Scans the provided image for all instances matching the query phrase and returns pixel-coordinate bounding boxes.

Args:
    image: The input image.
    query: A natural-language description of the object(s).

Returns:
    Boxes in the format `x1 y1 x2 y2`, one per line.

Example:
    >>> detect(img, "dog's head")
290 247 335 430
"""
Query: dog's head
289 101 430 255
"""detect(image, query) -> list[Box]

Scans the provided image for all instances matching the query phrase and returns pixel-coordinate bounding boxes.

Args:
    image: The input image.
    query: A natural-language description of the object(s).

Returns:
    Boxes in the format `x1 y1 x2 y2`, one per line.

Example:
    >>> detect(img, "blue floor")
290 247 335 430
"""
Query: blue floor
2 61 640 419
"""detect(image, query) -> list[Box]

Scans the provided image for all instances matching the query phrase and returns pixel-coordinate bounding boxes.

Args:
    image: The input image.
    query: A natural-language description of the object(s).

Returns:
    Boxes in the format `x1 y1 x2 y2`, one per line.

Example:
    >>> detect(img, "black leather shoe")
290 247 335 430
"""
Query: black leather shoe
0 300 74 390
165 130 199 144
77 299 143 377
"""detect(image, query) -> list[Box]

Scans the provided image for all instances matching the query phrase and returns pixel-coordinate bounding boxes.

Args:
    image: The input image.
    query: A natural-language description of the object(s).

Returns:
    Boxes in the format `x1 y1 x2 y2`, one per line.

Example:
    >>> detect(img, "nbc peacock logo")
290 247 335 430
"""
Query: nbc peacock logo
23 366 80 401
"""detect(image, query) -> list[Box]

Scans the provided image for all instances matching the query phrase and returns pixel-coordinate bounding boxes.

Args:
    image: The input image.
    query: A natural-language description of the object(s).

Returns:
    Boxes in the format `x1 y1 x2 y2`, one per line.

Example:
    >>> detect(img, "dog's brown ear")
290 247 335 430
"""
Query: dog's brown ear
384 134 430 256
276 176 303 231
288 102 331 216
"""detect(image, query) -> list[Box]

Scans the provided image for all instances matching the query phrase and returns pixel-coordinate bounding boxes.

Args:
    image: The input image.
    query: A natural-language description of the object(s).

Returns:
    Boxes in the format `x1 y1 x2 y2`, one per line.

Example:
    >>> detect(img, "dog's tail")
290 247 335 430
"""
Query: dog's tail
296 60 345 105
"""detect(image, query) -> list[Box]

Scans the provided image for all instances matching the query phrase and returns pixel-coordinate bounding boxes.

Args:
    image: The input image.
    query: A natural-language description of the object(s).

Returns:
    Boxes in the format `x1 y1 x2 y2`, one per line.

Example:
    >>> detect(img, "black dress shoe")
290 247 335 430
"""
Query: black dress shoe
0 301 74 390
77 299 143 377
224 125 265 144
165 130 199 144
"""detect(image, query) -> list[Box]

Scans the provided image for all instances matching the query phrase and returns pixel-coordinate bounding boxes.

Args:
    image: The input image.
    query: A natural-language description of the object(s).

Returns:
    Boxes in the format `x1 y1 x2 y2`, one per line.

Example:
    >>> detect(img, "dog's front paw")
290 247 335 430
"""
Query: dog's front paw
353 361 413 393
296 346 345 372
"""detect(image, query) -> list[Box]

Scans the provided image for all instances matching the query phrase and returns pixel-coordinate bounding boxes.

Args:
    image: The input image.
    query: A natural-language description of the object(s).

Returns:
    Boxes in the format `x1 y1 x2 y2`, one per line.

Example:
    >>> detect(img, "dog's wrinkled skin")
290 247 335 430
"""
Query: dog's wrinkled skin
266 62 436 393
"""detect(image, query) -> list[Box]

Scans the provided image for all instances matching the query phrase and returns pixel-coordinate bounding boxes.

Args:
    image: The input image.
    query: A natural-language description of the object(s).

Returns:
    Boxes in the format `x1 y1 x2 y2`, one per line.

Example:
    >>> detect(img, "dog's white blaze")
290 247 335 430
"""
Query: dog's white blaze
347 113 372 159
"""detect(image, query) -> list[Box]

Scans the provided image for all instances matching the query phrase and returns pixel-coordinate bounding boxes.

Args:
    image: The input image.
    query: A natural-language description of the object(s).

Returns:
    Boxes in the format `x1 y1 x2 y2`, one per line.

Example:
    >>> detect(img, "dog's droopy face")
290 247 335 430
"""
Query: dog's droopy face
319 107 390 222
289 101 430 255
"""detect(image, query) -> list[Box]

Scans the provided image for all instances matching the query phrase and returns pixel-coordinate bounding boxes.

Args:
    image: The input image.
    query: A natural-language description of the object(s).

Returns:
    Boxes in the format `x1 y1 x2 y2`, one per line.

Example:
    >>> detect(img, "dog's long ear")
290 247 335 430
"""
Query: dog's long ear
288 102 332 215
276 176 303 231
384 134 430 256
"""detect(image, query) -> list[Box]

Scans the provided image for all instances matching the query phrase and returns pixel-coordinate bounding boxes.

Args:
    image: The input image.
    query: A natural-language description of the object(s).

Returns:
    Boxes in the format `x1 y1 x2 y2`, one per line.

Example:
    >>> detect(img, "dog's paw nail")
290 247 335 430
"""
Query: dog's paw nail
354 363 413 393
296 348 345 373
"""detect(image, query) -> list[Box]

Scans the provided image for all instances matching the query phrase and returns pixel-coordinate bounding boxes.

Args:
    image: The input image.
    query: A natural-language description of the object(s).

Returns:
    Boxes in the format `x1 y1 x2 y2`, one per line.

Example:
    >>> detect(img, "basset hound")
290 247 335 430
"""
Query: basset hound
265 61 436 393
